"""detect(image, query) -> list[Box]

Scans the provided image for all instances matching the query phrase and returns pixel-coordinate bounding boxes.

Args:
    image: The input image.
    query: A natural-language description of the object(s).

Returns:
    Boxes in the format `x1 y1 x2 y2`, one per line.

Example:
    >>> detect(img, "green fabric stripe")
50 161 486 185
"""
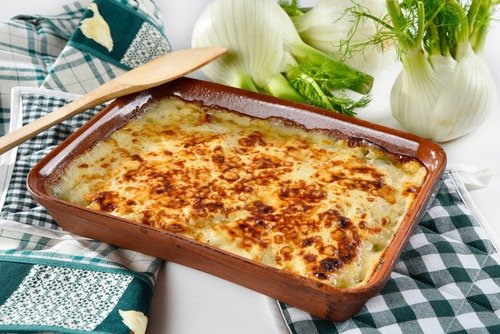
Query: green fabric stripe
36 9 85 41
84 53 106 85
94 277 153 333
0 67 44 73
0 324 110 334
0 261 33 305
0 73 45 81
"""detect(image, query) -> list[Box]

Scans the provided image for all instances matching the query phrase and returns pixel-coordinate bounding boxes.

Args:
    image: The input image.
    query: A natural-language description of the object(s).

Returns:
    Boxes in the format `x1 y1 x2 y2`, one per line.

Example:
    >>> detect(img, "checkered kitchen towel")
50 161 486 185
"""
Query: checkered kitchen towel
276 168 500 333
0 0 170 136
0 1 170 333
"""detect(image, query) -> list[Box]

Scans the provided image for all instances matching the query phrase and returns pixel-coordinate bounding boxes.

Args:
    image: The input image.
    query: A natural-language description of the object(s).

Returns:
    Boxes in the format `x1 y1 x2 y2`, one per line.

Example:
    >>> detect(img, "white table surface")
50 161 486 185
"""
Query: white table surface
2 1 499 333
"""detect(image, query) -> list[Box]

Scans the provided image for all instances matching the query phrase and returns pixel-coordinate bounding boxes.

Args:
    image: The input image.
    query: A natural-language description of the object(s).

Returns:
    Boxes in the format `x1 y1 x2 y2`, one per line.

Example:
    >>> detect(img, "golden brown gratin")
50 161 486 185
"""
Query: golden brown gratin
54 96 427 288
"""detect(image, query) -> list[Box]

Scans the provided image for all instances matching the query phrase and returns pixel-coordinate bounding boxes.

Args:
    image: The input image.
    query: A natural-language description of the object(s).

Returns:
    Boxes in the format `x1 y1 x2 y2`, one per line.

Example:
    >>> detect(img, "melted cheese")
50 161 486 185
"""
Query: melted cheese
54 96 427 288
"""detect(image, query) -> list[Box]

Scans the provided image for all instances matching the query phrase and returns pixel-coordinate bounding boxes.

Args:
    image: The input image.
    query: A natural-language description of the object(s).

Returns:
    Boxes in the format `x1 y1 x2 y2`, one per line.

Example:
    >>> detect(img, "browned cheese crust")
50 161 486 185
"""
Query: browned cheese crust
55 96 427 288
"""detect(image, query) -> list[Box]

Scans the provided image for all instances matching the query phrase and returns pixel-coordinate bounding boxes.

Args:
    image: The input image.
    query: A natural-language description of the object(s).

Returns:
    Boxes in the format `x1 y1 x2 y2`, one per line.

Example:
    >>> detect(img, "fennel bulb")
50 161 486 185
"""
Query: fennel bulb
192 0 374 116
286 0 395 76
391 45 496 142
385 0 498 142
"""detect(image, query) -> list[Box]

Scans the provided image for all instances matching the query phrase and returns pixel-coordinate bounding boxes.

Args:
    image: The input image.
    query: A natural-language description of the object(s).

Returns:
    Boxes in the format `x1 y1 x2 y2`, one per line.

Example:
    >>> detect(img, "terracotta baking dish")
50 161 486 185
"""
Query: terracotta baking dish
27 77 446 321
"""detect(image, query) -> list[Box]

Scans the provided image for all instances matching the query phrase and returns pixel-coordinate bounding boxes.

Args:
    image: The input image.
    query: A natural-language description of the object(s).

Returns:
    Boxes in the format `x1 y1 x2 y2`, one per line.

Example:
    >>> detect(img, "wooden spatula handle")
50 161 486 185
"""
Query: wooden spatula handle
0 81 125 155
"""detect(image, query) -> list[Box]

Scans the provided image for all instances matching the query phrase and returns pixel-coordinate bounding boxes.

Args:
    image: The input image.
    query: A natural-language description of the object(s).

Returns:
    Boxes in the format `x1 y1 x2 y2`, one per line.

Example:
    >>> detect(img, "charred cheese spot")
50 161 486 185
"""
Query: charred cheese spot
55 96 427 288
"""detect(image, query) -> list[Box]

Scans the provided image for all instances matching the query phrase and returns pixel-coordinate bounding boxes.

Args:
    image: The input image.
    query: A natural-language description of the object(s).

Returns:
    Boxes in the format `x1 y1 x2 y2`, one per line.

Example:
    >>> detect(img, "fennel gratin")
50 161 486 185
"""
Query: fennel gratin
54 96 427 288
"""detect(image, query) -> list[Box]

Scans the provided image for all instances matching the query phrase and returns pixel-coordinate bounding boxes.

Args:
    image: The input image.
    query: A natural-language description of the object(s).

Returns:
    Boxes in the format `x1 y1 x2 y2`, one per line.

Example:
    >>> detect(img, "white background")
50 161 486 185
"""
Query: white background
1 1 499 333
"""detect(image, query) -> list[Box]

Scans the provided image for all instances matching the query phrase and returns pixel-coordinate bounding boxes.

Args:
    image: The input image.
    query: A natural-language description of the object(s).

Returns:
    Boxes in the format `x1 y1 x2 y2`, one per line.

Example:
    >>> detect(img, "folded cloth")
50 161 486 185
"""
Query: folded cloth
0 0 170 135
275 168 500 334
0 1 170 333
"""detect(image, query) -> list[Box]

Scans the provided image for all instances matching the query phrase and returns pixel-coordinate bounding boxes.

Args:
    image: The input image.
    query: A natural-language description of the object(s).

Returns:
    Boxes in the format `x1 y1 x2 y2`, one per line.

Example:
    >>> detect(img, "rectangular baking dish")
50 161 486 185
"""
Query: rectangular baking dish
27 77 446 321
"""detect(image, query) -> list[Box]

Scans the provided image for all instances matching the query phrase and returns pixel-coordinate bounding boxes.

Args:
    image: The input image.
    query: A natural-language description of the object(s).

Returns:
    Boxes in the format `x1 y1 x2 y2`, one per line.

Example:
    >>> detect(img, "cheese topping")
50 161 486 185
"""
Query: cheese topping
54 96 427 288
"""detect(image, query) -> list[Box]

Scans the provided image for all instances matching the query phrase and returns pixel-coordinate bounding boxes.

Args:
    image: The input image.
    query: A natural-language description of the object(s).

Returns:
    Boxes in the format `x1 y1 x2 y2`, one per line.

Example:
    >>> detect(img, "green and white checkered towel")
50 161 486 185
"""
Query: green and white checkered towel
0 0 170 135
275 168 500 333
0 1 170 333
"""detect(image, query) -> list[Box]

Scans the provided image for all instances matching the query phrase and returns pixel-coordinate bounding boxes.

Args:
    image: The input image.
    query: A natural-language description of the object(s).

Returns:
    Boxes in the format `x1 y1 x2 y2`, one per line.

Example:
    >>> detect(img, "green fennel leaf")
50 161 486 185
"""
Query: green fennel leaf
286 65 370 116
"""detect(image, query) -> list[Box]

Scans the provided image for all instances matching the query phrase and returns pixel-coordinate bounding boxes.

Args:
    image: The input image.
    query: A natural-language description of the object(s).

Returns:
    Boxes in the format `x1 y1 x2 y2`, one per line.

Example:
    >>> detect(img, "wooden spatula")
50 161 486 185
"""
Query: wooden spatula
0 46 226 155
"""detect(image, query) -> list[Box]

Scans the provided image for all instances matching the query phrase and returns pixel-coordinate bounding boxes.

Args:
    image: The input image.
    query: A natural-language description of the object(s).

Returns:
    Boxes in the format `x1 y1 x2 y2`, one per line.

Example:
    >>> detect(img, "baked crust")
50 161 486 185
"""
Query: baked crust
55 96 427 288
